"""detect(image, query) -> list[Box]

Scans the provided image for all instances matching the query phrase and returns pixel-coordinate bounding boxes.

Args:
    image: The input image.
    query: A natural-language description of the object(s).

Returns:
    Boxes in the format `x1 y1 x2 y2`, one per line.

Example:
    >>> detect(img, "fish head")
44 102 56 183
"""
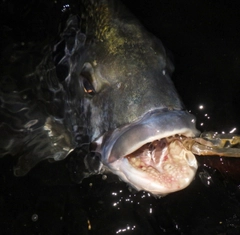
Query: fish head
1 1 199 196
71 4 200 195
82 43 200 195
83 24 183 139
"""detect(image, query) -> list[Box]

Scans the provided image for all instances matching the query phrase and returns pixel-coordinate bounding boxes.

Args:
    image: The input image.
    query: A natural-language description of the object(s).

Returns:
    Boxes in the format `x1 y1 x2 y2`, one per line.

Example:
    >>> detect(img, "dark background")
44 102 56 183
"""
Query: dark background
0 0 240 234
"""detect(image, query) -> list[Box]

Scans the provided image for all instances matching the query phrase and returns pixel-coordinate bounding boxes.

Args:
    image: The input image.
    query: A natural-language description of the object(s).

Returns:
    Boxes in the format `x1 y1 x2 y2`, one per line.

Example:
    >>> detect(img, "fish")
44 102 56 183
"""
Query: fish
0 0 201 196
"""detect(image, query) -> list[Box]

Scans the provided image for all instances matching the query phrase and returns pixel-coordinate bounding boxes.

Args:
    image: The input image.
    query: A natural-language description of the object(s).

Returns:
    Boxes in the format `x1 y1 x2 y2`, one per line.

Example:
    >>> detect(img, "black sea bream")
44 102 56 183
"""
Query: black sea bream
0 0 200 196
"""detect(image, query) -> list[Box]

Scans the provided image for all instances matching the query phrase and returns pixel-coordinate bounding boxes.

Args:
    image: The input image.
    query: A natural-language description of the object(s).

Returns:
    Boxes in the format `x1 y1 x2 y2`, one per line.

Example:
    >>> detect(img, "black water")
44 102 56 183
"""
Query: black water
1 0 240 234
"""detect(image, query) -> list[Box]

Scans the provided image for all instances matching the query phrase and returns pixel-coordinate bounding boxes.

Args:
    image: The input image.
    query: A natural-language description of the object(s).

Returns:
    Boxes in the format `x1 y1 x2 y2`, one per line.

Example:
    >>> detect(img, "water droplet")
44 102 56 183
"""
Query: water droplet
31 214 38 222
199 170 213 187
102 175 107 180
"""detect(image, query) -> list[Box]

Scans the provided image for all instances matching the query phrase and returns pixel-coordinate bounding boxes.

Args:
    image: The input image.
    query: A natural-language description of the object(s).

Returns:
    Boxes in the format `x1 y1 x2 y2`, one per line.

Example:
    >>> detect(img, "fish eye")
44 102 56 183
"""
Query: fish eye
83 77 95 96
81 62 96 96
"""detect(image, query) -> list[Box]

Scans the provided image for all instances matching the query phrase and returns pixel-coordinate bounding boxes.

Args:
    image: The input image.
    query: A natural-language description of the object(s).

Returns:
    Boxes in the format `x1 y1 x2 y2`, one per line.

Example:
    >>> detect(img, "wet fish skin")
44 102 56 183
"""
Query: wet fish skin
0 0 199 195
77 0 185 138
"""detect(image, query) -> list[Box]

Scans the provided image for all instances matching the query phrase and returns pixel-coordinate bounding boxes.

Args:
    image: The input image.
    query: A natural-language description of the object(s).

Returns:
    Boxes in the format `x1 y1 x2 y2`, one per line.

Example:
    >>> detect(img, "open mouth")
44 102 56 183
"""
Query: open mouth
99 110 199 196
126 136 197 176
111 135 197 195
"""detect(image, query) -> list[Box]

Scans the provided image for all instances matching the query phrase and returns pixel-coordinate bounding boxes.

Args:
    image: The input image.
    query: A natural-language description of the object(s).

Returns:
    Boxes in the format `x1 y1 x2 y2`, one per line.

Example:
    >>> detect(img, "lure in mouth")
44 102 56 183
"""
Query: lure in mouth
98 109 199 196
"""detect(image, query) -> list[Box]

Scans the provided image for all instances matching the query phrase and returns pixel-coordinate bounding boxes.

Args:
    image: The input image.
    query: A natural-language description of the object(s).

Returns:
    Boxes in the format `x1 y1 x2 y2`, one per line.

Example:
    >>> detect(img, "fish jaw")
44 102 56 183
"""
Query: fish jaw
98 109 199 196
107 140 197 195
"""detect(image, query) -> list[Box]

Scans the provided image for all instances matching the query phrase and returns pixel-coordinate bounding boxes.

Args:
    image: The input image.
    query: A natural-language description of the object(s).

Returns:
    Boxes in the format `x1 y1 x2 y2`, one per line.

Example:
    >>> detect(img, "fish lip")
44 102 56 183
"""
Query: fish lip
99 109 200 164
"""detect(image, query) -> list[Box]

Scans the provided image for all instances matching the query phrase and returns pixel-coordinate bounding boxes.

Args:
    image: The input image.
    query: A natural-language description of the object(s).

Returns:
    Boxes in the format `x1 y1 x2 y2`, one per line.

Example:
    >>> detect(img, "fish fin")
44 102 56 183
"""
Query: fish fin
0 115 75 176
0 83 75 175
